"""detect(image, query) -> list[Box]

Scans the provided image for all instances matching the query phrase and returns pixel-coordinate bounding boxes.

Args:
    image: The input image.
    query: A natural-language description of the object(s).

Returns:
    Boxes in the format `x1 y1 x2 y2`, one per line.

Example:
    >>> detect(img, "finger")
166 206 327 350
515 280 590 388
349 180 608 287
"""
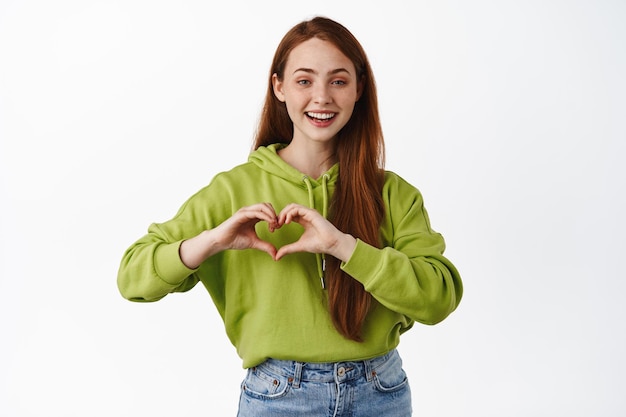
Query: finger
275 235 318 260
259 202 279 227
239 204 278 225
251 239 278 259
253 202 277 219
278 204 308 225
275 243 298 261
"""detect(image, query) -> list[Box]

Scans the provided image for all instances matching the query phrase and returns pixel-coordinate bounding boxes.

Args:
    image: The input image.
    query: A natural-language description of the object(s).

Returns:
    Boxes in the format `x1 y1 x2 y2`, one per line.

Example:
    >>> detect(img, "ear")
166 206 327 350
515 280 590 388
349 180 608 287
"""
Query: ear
272 73 286 102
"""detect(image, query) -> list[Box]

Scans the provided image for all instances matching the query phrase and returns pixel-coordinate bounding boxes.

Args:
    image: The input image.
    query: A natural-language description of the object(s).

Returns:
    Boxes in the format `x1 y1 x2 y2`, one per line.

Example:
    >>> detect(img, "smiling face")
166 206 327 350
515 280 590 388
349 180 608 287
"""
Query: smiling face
272 37 362 147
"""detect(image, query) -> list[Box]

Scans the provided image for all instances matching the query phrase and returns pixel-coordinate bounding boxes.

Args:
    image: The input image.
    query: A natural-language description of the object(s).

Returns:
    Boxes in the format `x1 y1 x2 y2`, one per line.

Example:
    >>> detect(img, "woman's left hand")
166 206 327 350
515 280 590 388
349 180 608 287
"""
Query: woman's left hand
274 203 356 262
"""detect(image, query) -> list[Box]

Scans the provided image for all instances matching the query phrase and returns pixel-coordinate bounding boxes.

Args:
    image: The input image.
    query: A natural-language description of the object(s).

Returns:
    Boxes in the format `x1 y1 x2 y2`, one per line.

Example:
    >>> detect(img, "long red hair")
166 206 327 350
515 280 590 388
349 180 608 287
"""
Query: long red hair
254 17 385 341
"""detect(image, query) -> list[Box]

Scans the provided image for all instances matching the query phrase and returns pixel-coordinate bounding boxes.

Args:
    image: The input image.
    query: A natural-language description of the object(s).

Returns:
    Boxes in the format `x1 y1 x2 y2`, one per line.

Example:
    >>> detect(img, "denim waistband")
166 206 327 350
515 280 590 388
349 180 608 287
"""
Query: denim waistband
252 349 400 388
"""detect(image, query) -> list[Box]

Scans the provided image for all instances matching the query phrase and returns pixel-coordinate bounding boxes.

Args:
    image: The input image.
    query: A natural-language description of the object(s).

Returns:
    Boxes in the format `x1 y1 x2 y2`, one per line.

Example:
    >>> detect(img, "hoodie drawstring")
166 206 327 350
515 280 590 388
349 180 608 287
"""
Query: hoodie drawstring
303 175 330 289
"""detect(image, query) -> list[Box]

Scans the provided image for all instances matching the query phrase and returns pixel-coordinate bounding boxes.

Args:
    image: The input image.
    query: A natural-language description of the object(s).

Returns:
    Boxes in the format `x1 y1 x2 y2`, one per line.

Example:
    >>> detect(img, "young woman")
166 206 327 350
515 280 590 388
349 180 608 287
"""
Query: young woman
118 16 462 417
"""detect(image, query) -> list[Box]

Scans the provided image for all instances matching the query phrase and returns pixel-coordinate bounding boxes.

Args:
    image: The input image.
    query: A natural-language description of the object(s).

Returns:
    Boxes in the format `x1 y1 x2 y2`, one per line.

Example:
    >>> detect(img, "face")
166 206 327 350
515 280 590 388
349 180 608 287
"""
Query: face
272 37 362 147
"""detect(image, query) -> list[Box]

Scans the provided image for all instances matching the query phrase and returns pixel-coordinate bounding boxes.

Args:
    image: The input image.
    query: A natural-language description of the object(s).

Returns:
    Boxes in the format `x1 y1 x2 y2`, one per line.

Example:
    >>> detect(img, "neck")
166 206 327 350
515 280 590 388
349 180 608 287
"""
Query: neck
278 140 336 179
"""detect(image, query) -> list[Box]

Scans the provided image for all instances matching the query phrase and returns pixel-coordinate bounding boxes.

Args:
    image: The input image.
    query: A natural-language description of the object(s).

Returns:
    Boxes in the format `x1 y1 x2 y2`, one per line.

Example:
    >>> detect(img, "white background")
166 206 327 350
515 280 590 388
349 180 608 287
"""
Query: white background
1 1 625 416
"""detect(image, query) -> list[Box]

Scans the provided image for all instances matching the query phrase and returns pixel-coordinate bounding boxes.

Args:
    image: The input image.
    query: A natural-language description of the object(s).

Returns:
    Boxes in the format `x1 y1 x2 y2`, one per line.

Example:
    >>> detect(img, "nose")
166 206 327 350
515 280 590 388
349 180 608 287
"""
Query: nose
313 84 332 104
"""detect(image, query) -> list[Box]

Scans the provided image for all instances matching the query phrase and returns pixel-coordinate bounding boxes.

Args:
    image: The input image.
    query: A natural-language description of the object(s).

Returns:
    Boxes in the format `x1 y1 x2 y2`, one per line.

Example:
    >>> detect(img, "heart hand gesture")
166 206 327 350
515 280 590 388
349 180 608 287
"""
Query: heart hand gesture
180 202 356 269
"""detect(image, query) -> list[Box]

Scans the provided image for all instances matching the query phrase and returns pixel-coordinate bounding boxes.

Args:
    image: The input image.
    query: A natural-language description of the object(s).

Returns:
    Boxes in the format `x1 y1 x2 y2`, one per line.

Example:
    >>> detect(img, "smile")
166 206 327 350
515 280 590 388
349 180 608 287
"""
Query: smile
306 112 336 121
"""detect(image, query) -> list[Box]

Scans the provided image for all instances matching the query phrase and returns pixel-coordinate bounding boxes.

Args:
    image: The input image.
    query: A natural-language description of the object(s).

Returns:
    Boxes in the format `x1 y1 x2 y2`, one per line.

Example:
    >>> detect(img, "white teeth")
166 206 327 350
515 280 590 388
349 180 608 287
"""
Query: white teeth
307 112 335 120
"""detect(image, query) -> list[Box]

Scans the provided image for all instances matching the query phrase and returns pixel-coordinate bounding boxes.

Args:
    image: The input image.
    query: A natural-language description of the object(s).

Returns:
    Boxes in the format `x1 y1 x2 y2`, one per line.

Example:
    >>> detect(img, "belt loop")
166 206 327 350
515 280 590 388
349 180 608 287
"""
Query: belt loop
292 362 303 388
364 357 375 382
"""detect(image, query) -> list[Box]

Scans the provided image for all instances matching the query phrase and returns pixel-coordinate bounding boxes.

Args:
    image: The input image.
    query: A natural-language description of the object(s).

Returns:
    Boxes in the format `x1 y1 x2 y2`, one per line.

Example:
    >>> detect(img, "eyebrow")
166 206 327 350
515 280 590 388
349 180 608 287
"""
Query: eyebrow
292 68 352 76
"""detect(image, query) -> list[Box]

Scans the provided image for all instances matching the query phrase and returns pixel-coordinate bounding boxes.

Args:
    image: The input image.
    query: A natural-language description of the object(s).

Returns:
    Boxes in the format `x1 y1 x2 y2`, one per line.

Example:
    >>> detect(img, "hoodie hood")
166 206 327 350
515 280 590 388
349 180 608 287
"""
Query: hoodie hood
248 143 339 187
249 143 338 288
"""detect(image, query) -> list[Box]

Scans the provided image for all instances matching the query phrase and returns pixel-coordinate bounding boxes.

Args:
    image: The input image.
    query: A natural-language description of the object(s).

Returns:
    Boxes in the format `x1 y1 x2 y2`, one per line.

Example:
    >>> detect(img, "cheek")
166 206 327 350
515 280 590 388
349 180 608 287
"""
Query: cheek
340 94 358 116
283 100 301 122
283 93 307 114
339 88 360 106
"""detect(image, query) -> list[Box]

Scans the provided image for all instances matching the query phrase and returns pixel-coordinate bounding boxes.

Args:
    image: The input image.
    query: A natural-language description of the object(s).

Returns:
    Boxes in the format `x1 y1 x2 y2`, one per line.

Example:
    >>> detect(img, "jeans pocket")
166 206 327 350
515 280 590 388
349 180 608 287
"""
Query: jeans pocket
371 361 409 393
241 366 290 400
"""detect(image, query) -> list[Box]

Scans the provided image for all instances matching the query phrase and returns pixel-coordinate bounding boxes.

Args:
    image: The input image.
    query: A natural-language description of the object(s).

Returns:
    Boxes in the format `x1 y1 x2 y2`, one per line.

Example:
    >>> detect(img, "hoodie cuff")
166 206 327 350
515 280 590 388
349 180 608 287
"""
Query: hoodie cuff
340 239 381 287
154 240 197 285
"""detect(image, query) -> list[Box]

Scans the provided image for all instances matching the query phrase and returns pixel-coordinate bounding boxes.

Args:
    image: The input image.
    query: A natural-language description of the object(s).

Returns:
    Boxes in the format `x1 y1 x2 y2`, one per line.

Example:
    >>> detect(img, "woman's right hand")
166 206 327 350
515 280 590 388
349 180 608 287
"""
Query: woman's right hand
179 203 279 269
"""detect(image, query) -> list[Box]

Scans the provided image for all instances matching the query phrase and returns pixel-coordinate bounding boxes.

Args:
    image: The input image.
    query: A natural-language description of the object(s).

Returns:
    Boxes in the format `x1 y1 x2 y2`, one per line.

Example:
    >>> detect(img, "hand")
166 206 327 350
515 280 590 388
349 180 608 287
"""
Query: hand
275 203 356 262
213 202 280 256
180 203 279 268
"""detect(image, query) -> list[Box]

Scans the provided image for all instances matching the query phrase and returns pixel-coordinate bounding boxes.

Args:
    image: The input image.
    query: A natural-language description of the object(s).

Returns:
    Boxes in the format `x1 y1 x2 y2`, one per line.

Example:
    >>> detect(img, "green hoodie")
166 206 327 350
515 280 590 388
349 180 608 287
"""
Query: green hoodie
118 144 462 368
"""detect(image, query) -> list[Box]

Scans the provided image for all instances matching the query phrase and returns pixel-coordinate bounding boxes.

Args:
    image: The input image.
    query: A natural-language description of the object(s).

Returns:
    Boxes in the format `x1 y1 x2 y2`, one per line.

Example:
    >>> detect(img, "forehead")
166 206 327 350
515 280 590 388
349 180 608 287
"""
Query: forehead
285 37 356 75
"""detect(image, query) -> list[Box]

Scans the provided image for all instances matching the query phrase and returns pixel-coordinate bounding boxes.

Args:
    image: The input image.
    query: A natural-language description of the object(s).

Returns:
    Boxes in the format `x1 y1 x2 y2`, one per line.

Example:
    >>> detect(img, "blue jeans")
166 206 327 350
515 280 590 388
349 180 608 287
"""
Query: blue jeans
237 349 412 417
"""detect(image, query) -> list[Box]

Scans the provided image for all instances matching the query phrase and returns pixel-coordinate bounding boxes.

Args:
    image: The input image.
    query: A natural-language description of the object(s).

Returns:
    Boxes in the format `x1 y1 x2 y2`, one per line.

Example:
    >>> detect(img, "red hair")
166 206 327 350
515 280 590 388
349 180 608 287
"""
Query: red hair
254 17 385 341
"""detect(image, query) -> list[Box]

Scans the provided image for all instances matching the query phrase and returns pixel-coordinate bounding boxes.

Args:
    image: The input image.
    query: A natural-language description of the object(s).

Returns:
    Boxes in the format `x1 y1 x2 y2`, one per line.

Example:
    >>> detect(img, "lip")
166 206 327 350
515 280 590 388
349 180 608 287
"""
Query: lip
305 111 337 127
306 111 336 119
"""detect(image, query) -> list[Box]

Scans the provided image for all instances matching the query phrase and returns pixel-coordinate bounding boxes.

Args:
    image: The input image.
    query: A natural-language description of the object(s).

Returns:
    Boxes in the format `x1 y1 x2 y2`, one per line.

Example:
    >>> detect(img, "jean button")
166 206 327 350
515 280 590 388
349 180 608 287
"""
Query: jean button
337 367 346 377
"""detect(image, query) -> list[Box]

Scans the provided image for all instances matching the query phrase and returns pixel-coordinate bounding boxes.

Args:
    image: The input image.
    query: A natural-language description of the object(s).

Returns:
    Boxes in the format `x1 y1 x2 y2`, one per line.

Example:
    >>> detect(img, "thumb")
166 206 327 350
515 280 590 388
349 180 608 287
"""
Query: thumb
274 241 304 261
251 239 277 259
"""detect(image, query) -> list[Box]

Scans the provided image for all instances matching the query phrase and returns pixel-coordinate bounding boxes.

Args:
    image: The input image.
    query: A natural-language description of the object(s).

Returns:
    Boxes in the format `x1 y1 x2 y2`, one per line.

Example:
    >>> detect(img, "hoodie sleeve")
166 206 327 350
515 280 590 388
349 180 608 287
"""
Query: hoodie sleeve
116 177 229 302
117 223 199 302
341 173 462 325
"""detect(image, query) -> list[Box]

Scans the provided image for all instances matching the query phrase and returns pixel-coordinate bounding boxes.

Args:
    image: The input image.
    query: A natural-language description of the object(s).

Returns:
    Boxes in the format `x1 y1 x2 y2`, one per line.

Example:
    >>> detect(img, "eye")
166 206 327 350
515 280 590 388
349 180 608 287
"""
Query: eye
297 79 311 86
331 80 347 86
